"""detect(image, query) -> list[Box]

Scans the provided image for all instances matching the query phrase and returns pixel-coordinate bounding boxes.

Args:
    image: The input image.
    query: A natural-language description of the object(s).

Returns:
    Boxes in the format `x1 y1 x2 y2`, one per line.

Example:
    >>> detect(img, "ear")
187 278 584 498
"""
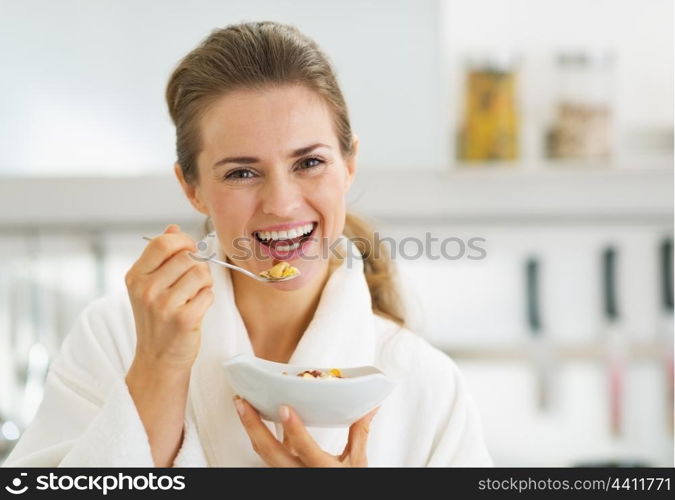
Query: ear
174 163 209 216
345 134 359 191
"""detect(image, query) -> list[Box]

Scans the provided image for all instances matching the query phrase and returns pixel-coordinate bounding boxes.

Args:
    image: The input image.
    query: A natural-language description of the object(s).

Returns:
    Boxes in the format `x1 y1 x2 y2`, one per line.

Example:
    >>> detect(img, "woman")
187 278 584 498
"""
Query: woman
3 21 492 467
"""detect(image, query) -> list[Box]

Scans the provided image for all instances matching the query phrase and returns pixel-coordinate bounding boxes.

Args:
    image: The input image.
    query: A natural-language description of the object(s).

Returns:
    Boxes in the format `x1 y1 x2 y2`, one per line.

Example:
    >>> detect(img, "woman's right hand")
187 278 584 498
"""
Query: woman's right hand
124 224 213 466
125 223 214 372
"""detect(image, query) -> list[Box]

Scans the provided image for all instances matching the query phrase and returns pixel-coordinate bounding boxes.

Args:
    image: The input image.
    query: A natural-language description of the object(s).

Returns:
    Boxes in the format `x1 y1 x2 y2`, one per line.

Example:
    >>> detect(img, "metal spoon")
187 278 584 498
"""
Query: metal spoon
141 236 300 283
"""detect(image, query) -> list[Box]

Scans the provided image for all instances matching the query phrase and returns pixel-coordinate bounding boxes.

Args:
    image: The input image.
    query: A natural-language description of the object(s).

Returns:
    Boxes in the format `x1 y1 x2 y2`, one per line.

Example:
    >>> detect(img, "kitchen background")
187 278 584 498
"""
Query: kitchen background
0 0 672 466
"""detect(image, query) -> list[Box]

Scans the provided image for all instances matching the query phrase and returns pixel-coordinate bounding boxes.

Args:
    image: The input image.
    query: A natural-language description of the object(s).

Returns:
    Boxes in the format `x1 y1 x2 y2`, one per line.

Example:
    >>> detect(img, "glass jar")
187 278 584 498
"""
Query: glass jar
456 53 520 163
547 51 615 159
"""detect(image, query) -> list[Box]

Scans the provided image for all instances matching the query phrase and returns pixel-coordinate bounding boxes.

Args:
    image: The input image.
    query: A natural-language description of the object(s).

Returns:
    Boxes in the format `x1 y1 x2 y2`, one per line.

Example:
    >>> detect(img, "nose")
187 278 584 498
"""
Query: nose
260 173 303 218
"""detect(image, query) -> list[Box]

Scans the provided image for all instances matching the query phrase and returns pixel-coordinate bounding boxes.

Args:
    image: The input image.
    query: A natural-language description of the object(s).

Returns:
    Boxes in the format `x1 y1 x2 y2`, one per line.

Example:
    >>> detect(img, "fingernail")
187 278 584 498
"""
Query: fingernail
233 396 245 416
279 405 290 422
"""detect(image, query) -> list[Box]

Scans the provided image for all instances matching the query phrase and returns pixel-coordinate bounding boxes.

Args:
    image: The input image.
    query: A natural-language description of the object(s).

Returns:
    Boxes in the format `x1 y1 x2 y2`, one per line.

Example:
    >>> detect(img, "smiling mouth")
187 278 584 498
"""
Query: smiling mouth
253 222 318 250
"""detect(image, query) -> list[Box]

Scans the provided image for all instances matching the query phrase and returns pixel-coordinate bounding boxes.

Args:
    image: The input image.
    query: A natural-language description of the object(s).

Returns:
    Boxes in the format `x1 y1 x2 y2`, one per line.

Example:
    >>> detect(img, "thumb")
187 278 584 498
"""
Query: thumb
342 407 379 466
362 406 380 426
164 224 181 234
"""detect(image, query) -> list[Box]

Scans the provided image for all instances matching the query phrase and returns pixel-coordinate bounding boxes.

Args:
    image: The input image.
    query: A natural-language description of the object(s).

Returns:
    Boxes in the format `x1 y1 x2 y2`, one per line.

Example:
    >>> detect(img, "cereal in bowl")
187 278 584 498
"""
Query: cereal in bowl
294 368 344 379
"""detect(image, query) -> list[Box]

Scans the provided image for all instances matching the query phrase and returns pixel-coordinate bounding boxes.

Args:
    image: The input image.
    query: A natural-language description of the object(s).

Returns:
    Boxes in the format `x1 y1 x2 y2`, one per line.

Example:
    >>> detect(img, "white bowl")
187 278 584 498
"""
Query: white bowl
222 354 396 427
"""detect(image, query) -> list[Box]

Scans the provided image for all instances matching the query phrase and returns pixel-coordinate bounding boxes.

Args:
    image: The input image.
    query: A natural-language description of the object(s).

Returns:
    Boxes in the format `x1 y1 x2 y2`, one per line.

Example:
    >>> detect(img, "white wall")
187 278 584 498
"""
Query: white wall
0 0 444 175
1 0 671 176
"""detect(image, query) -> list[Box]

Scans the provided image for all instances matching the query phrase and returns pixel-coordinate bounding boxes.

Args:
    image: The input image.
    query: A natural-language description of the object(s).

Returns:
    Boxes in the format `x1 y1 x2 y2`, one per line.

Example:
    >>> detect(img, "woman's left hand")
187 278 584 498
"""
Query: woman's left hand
234 396 379 467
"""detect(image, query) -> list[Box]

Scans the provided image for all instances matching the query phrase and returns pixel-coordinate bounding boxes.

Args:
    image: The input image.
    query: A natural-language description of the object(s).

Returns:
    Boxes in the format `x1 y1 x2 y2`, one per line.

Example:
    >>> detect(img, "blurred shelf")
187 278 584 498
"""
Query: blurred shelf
0 156 672 231
0 175 201 232
450 154 673 173
351 156 673 226
440 341 671 362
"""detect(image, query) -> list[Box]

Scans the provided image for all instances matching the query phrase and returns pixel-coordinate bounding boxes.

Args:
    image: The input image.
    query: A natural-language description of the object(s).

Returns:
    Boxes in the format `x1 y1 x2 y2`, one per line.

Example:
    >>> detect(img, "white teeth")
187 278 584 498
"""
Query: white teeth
277 241 301 252
256 223 315 242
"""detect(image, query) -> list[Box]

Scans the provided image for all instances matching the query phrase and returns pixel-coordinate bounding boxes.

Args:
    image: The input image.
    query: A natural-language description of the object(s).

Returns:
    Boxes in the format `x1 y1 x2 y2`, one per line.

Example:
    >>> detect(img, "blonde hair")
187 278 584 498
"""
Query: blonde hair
165 21 406 327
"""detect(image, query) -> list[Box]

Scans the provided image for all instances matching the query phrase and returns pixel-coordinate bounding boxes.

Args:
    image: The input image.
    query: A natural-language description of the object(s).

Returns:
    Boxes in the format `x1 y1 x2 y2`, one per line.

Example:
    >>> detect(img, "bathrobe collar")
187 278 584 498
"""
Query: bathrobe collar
190 234 377 465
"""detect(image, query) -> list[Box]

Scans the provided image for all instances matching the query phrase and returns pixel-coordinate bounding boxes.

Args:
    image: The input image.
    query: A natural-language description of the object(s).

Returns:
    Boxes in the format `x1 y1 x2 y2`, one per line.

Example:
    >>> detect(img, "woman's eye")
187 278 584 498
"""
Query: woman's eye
298 157 324 170
225 169 256 181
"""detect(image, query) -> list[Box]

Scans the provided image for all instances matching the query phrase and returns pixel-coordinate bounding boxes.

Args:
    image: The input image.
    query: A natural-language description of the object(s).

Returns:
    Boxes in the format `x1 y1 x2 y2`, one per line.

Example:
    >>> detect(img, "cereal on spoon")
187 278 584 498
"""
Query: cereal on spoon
259 261 299 280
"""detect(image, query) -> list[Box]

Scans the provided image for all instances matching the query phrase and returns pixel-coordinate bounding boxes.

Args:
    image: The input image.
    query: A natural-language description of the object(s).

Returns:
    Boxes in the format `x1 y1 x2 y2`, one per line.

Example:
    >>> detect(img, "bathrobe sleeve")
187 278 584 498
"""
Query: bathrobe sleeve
2 293 207 467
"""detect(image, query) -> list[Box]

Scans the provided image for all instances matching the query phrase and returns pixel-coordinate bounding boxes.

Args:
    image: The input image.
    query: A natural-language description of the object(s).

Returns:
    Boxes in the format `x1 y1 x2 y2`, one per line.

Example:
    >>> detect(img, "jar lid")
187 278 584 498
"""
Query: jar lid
462 50 521 72
556 50 615 67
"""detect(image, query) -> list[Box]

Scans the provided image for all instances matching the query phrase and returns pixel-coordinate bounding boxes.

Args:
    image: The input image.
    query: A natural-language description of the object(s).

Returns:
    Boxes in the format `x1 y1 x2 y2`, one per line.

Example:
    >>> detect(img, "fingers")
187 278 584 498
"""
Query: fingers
180 284 214 322
133 224 197 275
166 262 213 307
279 405 335 467
343 407 379 467
236 400 376 468
234 397 300 467
128 224 212 308
281 425 294 454
150 250 203 292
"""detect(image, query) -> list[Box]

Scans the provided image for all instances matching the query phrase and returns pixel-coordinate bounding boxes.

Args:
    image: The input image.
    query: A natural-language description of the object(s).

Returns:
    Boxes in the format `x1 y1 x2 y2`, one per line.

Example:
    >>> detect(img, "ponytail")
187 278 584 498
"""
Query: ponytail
343 212 406 328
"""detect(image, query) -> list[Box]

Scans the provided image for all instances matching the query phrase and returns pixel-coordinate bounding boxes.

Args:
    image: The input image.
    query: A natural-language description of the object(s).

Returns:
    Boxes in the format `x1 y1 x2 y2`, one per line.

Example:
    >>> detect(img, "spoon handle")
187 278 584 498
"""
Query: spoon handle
196 255 262 280
141 235 262 281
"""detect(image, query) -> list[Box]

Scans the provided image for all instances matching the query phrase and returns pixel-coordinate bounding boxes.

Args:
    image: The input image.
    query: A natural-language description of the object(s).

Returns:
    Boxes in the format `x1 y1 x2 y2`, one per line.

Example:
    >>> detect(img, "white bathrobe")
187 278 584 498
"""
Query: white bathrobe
3 235 493 467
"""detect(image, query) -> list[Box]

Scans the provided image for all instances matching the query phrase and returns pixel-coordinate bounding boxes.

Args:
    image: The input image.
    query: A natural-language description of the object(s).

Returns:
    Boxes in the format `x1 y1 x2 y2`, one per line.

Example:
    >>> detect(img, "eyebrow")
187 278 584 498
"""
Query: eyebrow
212 143 331 169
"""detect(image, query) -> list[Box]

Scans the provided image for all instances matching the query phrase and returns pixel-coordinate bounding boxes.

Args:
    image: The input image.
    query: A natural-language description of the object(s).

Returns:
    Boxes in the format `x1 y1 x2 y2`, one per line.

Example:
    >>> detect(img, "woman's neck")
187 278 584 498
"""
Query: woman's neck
229 257 340 363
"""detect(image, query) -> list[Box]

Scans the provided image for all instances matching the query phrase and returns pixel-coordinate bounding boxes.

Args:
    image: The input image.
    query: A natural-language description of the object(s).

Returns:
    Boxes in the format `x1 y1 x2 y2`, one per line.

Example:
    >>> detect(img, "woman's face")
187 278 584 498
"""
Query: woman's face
178 84 357 289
